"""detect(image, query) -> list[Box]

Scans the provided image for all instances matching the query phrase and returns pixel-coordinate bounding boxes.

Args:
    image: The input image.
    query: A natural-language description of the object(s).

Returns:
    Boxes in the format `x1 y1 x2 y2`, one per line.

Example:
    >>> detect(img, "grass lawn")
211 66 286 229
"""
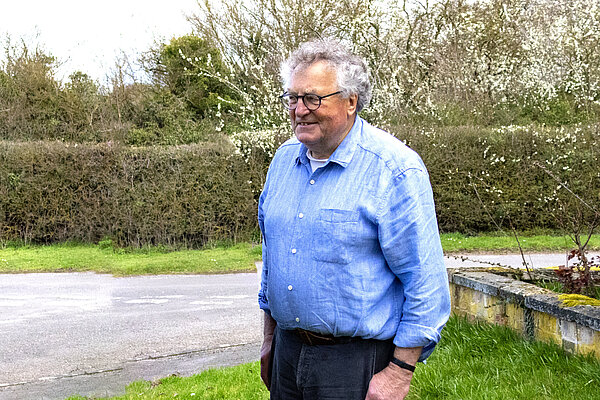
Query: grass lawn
1 233 599 275
440 232 600 253
65 316 600 400
0 242 262 275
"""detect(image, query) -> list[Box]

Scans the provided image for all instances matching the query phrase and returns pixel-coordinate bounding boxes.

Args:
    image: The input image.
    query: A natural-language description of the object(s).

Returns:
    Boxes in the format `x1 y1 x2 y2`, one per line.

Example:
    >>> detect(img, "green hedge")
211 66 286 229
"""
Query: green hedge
0 140 258 247
1 123 599 247
395 124 600 234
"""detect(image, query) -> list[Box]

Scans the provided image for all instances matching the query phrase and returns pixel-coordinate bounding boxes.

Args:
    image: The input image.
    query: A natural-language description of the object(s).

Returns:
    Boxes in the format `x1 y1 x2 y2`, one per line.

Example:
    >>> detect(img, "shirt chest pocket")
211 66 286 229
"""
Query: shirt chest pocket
312 209 360 264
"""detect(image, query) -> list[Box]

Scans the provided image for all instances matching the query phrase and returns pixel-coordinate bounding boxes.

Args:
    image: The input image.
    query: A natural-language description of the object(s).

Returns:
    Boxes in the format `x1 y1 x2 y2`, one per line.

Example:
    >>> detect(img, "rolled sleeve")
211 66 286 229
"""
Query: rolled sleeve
257 178 270 313
378 167 451 362
258 238 270 313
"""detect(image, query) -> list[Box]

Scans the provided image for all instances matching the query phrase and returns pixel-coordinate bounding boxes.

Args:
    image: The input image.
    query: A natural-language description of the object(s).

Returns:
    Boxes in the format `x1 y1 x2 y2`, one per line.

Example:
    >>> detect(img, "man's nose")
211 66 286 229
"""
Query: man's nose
294 99 311 116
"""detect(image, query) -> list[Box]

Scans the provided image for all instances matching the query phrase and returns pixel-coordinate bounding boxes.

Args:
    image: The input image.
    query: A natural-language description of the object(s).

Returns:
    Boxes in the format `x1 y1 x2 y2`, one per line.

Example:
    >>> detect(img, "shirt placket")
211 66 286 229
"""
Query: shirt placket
286 163 324 326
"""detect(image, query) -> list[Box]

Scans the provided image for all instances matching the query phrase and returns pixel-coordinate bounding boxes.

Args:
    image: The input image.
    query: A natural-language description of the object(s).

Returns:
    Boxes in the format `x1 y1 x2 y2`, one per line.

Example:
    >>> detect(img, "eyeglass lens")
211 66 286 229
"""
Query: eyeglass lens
282 94 321 110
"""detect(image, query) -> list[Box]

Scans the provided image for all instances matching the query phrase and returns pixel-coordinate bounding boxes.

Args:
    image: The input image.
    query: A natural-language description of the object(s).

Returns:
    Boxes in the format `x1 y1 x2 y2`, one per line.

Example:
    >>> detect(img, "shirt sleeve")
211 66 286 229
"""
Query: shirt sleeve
257 171 270 314
377 166 451 362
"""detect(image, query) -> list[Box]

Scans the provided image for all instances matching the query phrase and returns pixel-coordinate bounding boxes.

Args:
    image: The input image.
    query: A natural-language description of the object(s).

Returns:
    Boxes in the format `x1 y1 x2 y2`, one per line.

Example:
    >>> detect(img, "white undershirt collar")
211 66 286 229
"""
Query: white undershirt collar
306 149 328 173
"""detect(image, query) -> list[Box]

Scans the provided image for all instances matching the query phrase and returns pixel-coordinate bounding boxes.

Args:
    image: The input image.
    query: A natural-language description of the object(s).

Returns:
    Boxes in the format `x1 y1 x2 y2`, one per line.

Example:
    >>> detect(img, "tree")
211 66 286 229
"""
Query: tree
0 40 62 140
144 35 239 120
60 71 102 139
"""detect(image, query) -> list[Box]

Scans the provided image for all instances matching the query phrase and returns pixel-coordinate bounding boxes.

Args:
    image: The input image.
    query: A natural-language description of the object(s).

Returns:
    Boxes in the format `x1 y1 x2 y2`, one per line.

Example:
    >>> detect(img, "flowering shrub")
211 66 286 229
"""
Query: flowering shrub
188 0 600 129
230 126 292 198
3 0 599 141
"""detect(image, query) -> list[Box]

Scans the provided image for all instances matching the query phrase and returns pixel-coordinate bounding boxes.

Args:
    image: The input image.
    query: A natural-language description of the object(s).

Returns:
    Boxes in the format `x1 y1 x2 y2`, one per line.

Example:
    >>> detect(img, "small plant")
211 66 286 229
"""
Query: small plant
98 237 115 250
555 249 600 296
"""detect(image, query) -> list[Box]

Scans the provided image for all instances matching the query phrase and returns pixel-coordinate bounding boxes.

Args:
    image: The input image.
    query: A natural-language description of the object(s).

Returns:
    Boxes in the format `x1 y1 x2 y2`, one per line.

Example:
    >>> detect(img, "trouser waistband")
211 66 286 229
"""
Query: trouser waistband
294 328 364 346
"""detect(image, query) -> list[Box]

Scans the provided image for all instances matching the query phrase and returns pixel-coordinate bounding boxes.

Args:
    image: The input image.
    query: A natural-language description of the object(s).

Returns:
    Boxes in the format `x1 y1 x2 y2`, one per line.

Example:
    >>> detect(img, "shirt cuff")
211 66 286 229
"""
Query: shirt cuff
258 292 270 313
393 322 442 362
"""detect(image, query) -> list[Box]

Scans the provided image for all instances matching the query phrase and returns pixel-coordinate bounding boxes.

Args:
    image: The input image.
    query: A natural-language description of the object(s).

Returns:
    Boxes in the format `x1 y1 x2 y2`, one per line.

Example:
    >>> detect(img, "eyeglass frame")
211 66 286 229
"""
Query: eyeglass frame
279 90 343 111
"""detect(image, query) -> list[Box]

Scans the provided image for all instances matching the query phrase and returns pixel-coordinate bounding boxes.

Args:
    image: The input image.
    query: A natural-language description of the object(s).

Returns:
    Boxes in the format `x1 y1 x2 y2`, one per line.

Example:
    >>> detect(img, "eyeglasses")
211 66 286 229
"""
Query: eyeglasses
279 91 342 111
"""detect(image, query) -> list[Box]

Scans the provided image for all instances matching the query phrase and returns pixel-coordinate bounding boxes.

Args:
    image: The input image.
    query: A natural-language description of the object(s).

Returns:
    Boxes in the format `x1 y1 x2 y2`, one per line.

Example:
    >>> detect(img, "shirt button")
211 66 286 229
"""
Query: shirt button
298 213 304 219
309 179 315 185
288 285 293 291
295 317 300 322
291 248 297 254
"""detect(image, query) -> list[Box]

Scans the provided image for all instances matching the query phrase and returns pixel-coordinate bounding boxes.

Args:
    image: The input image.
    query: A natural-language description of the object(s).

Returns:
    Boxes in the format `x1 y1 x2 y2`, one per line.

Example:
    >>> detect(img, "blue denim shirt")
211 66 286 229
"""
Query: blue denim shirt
258 116 450 361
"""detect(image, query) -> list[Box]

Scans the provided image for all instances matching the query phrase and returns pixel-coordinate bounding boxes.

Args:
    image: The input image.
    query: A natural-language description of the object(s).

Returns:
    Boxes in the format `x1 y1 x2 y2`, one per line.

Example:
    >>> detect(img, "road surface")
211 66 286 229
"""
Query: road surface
0 272 263 400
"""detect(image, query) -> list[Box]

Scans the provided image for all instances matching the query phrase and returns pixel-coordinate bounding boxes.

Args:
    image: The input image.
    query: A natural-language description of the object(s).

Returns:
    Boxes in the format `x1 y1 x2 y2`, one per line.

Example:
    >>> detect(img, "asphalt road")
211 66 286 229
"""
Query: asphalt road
0 272 263 400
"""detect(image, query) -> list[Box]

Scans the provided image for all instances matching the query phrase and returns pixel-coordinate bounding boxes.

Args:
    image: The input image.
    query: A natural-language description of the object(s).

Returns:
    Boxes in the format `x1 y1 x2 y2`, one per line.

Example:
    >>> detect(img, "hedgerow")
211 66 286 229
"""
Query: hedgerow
0 140 259 247
395 123 600 234
1 123 598 246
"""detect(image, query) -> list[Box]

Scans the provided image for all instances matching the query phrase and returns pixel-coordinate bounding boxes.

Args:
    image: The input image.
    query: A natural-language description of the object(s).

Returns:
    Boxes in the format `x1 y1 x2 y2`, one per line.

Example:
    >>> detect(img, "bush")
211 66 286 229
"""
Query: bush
1 123 598 246
0 140 258 247
394 123 600 234
143 35 240 120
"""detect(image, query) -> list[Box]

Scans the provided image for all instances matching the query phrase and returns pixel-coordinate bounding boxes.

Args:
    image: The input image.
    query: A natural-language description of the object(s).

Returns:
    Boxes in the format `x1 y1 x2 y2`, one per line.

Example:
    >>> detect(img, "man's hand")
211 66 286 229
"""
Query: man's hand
365 363 413 400
366 346 421 400
260 335 274 389
260 312 277 389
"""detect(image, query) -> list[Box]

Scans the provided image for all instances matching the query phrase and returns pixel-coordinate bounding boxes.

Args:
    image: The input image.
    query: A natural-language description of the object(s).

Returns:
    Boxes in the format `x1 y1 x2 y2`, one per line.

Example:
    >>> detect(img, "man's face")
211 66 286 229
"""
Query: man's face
287 61 357 159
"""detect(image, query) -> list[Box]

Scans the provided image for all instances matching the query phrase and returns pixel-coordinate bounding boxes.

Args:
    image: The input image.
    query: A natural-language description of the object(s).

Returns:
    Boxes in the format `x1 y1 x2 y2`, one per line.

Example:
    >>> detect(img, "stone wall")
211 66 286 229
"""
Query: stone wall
448 269 600 358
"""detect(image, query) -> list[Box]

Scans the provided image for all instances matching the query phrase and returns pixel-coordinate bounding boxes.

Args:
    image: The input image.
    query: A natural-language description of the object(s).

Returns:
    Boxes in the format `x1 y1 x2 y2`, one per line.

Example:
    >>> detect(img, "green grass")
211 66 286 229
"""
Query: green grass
0 242 262 276
1 233 598 275
538 281 600 301
65 316 600 400
440 232 600 253
409 316 600 399
66 361 269 400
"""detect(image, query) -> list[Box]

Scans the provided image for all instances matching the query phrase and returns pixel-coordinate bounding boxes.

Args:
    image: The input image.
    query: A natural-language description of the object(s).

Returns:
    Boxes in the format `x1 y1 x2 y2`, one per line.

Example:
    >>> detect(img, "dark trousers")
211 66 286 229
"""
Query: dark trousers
270 326 395 400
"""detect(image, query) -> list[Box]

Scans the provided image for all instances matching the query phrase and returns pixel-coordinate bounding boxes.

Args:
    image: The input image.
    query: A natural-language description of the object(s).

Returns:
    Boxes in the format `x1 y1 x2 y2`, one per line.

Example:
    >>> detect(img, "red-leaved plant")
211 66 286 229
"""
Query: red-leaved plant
555 249 600 296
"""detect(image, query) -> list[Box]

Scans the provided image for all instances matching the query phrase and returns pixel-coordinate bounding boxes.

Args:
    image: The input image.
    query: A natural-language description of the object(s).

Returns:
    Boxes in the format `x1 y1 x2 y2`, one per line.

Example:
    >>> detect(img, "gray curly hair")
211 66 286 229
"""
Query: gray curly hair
280 39 372 113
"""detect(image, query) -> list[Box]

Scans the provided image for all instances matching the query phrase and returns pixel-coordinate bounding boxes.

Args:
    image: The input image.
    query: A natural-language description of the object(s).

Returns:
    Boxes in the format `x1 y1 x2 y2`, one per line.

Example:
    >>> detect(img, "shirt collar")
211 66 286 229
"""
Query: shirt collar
295 115 362 168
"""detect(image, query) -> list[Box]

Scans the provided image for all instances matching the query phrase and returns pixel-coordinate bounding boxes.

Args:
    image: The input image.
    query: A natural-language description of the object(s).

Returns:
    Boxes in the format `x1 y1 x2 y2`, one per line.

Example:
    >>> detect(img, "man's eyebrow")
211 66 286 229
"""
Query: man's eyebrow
287 88 319 94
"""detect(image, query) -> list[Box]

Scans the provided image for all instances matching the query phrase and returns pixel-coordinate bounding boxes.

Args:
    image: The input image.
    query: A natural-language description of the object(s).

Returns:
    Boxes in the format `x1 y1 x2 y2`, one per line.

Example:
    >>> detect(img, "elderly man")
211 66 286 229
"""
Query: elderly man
258 39 450 400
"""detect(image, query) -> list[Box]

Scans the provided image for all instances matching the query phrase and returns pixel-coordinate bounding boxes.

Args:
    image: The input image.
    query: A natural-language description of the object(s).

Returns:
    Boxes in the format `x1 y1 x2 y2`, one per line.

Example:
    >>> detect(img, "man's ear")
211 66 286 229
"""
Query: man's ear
346 94 358 117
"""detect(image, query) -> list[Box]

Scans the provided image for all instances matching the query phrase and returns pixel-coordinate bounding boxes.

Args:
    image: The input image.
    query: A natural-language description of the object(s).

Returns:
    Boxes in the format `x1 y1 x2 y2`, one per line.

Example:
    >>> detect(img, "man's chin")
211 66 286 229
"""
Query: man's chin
295 130 321 146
